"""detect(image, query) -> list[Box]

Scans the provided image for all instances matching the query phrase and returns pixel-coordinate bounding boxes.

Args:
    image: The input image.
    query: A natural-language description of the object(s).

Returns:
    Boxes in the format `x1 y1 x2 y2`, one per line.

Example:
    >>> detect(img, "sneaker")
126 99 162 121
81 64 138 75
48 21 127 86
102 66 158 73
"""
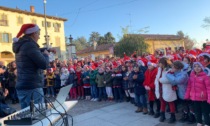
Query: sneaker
90 98 95 101
94 98 98 101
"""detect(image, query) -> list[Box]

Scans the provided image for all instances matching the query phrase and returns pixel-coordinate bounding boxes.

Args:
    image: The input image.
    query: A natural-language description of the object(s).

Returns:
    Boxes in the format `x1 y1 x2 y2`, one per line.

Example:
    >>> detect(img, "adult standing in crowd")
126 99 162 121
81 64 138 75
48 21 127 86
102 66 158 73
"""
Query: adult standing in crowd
0 61 7 89
13 24 49 109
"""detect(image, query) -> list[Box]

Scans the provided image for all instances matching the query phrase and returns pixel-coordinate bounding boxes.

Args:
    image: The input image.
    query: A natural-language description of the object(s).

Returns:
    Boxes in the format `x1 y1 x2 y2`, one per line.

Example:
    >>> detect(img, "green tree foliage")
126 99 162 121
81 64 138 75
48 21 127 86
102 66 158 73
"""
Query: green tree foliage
97 32 116 45
72 36 88 51
176 31 195 50
88 32 100 46
114 35 148 57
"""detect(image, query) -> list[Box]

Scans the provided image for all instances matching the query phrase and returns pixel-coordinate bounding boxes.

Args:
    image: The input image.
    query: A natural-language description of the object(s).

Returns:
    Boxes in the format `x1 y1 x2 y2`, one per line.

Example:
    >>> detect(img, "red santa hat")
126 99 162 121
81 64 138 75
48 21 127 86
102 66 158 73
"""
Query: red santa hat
89 65 96 70
137 58 147 67
97 60 104 66
13 24 40 42
186 48 202 60
147 60 157 67
47 68 53 73
123 53 131 62
146 55 158 67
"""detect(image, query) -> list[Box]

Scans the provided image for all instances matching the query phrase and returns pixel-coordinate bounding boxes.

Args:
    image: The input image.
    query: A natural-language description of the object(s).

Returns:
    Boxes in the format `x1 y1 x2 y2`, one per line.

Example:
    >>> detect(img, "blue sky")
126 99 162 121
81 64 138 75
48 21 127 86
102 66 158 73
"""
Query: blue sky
1 0 210 47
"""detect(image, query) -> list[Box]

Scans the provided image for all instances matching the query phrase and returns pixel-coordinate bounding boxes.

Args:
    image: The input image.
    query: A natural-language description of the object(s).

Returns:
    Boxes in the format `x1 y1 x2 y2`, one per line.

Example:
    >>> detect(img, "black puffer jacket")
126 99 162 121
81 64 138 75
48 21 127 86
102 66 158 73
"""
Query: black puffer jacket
13 35 49 90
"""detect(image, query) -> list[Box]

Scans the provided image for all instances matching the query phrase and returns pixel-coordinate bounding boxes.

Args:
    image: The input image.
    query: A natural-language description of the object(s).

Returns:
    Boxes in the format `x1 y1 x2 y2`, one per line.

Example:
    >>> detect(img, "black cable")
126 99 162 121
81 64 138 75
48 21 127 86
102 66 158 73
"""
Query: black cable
47 89 71 126
44 97 66 125
32 90 65 125
33 103 52 126
52 113 73 126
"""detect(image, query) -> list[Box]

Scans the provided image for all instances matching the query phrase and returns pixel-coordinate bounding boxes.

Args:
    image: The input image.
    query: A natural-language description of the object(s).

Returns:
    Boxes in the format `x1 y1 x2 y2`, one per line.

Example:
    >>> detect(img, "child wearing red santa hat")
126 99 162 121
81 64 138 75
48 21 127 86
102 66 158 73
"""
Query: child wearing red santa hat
143 60 160 117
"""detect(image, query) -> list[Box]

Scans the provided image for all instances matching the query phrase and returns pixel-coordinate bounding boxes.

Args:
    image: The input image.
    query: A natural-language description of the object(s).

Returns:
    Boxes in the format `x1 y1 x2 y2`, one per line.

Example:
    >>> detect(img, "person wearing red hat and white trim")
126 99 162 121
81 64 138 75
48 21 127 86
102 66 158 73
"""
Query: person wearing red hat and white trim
143 59 160 117
13 24 49 109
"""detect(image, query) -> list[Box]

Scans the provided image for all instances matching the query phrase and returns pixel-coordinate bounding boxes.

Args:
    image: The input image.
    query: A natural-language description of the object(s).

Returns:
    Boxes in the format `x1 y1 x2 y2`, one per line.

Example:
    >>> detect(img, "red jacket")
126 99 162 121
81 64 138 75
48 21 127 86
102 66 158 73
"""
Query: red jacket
185 71 210 103
143 68 158 101
75 71 82 85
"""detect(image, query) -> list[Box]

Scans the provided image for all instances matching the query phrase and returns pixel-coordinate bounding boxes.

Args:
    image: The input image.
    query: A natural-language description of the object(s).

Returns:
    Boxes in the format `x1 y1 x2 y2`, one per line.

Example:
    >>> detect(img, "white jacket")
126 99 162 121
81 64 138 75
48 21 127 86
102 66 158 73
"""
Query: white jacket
155 67 177 102
60 73 69 86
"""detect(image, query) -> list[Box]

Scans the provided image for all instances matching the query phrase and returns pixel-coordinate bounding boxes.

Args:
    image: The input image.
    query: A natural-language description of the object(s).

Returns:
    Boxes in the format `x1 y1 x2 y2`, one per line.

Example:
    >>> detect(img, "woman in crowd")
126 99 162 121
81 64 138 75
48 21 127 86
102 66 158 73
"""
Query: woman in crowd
8 61 18 104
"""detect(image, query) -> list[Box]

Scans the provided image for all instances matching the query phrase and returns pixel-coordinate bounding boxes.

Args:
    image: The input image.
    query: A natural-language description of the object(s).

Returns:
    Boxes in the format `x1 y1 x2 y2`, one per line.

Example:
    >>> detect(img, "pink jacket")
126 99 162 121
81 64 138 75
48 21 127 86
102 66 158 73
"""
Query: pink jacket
185 71 210 103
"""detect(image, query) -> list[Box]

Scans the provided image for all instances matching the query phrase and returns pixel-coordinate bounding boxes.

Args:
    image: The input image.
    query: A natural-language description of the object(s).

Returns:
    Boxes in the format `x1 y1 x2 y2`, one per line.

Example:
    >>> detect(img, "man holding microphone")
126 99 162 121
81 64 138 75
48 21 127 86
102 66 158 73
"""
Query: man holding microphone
13 24 49 109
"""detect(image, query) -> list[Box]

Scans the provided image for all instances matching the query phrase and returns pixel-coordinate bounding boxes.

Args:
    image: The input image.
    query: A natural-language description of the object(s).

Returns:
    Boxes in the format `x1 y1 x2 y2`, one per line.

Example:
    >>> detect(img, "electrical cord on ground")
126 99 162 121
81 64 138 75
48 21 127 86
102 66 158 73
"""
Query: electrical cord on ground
33 103 52 126
47 85 74 126
32 90 65 126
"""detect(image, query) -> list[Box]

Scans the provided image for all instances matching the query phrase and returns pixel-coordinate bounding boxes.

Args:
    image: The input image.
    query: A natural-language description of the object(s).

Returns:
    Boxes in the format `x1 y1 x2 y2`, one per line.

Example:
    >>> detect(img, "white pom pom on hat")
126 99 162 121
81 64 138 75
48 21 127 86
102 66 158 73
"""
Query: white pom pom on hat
13 24 40 42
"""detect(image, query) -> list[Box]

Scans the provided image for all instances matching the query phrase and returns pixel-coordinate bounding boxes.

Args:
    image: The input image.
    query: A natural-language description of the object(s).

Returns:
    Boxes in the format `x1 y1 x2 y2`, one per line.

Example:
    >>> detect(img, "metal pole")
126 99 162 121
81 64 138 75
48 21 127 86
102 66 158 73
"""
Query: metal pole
44 0 49 48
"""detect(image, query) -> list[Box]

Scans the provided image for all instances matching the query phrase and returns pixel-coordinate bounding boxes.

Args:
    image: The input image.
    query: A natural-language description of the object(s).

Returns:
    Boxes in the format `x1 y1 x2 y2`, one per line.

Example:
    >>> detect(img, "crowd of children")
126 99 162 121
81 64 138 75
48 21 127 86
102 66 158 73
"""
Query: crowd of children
0 43 210 126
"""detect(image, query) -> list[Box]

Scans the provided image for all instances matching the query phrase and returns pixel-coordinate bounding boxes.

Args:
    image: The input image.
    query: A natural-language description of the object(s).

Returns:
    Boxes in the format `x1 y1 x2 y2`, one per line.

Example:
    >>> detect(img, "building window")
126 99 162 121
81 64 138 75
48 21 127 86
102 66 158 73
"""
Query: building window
53 23 61 32
17 16 23 25
0 33 12 43
31 19 37 24
42 21 51 27
0 14 8 26
55 37 60 46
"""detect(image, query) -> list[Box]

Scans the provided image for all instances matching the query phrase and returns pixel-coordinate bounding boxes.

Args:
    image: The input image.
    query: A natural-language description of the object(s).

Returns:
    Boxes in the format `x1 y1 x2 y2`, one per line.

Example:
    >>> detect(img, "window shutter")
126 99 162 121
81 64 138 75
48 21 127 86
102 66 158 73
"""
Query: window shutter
42 21 45 27
0 33 2 42
9 33 12 43
58 23 61 27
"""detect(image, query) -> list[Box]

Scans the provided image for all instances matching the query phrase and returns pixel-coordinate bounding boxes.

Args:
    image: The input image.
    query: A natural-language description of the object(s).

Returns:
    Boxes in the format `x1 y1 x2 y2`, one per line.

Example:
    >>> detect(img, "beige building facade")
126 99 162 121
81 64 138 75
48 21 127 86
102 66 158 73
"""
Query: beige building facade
0 6 67 64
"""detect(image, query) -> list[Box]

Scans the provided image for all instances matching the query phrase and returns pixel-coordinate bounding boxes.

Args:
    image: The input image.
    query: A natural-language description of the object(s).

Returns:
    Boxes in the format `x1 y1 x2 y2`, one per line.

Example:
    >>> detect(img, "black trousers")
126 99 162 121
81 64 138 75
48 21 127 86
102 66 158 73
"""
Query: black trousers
193 101 210 125
149 99 160 112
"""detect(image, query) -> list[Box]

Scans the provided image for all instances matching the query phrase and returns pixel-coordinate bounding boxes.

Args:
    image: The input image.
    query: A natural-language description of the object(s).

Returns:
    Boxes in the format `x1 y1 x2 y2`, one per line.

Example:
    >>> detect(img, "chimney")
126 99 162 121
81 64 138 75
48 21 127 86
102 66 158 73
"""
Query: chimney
30 6 35 13
93 41 97 50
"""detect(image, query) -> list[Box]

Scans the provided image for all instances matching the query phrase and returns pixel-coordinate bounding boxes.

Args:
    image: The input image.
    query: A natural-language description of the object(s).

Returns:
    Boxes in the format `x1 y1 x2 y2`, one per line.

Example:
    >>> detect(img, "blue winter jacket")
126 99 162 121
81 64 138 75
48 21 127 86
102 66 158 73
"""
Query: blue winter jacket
13 35 49 90
131 71 145 95
82 71 90 84
166 70 188 100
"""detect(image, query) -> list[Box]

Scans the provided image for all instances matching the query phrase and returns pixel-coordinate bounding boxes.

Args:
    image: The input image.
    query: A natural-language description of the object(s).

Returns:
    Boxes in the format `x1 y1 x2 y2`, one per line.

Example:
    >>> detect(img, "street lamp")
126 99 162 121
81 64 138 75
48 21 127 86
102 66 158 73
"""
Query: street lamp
43 0 49 48
67 35 76 59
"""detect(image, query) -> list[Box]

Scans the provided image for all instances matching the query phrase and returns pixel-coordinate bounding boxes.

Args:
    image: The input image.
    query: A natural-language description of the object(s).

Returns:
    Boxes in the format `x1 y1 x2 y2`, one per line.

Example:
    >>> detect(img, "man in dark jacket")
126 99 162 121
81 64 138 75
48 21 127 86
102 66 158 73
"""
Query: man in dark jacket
13 24 49 109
